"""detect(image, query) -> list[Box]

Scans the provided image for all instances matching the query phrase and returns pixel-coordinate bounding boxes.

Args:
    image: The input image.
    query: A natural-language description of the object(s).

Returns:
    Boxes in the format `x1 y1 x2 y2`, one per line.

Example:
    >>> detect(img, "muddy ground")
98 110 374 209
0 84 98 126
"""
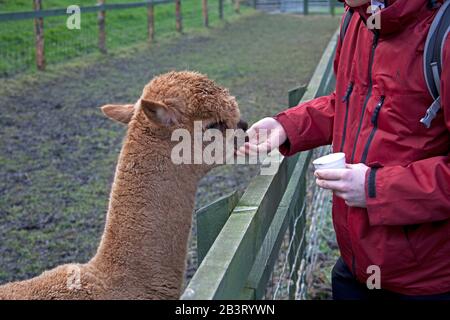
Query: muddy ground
0 12 339 292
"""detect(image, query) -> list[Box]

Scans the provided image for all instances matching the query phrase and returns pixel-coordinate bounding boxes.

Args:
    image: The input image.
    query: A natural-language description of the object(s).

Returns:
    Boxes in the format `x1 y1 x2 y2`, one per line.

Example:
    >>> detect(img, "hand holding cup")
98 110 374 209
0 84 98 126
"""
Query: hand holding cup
313 153 369 208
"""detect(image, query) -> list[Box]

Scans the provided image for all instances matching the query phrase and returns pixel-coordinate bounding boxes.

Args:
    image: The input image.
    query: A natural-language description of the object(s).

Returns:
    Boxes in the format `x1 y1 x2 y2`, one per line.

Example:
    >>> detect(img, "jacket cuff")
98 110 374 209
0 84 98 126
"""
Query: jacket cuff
273 112 300 157
365 167 384 226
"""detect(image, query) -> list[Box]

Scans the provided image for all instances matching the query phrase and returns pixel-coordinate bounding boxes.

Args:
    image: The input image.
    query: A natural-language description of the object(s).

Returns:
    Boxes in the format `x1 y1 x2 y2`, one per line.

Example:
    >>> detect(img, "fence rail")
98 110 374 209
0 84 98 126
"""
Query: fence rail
0 0 245 75
0 1 173 22
0 1 341 77
254 0 341 15
182 29 338 300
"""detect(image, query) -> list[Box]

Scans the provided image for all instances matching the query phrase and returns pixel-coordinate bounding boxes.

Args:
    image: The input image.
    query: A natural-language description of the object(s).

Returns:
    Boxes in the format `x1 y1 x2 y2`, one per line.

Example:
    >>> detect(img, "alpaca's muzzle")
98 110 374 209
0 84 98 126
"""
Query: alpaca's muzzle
237 119 248 131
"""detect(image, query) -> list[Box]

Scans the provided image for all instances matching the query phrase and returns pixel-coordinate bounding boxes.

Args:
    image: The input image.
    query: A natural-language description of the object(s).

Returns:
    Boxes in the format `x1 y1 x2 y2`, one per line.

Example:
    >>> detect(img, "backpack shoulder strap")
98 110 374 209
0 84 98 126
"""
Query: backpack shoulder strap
441 25 450 74
340 9 354 45
421 0 450 128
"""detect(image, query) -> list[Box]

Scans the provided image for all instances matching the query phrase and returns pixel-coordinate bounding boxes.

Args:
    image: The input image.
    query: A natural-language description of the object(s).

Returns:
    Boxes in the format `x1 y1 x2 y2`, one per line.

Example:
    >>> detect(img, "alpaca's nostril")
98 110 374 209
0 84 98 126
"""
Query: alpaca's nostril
237 120 248 131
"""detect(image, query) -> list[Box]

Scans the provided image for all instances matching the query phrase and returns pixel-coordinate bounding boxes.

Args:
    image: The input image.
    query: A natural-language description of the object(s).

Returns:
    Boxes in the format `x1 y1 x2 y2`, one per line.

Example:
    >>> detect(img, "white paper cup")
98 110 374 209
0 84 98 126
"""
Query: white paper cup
313 152 346 170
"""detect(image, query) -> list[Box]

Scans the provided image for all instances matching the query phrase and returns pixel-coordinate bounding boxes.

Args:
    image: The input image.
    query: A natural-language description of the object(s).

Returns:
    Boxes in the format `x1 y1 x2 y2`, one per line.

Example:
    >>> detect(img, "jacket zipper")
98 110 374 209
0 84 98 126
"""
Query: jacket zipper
350 31 380 163
339 82 354 152
360 96 385 163
348 31 380 279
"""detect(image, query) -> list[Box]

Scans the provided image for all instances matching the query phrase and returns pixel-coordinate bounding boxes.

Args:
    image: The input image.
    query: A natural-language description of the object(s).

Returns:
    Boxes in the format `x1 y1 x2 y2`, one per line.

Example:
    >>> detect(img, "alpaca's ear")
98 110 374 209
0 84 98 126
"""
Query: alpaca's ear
101 104 134 124
140 99 180 126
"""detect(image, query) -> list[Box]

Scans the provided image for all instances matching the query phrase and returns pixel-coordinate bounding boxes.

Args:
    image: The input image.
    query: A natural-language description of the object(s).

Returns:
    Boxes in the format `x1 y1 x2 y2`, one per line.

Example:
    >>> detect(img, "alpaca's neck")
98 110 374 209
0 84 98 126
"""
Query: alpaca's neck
90 125 199 298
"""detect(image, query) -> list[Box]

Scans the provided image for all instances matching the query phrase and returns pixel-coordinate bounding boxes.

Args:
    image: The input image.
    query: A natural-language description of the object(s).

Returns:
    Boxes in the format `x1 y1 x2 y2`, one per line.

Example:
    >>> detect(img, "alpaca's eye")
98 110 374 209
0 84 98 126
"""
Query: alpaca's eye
206 122 218 130
206 122 227 131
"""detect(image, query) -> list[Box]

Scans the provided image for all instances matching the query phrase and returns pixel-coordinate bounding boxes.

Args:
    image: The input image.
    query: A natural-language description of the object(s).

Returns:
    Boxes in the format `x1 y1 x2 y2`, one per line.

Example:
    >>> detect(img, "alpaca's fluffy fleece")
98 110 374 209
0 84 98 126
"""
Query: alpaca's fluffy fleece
0 71 244 300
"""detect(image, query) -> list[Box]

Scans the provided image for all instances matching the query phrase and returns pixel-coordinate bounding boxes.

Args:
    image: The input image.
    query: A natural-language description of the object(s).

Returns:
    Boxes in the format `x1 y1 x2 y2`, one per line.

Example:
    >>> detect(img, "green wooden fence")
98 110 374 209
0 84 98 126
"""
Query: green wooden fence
0 1 173 22
252 0 341 16
0 0 241 74
182 29 338 300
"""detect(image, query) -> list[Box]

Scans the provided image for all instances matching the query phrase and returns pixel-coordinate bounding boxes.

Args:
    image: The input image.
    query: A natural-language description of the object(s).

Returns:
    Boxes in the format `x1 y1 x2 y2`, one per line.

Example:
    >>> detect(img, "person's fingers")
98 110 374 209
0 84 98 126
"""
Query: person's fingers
315 169 349 181
245 132 279 153
246 142 261 156
334 192 356 207
245 125 258 141
236 141 259 156
236 142 249 156
316 178 348 192
235 147 246 156
236 125 285 156
248 128 271 147
334 191 348 200
346 163 367 170
255 130 283 154
345 163 361 169
254 141 272 154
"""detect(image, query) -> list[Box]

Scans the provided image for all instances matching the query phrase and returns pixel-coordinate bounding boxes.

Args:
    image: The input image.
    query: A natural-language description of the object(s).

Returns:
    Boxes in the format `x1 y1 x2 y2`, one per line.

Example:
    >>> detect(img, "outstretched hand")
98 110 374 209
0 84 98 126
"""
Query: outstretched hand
315 163 370 208
236 117 287 156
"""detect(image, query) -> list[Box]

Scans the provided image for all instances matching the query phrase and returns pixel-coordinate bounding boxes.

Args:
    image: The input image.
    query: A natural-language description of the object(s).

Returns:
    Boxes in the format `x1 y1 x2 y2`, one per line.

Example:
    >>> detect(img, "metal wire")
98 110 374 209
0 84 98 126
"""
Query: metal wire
255 0 338 14
0 0 240 77
296 146 332 299
271 201 306 299
263 146 333 300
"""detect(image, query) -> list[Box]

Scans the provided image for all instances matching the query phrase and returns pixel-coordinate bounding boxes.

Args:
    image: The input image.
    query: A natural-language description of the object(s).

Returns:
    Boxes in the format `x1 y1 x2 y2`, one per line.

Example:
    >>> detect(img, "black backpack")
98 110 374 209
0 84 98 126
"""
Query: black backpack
340 1 450 128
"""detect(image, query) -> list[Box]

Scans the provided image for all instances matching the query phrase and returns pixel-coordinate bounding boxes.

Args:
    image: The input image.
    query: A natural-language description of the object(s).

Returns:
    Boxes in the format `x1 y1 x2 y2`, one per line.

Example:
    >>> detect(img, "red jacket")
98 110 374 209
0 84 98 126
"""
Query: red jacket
275 0 450 295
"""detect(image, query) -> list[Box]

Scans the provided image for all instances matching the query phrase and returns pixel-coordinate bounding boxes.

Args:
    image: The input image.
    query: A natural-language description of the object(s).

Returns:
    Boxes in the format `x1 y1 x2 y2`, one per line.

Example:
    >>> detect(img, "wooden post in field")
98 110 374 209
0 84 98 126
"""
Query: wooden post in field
33 0 45 71
175 0 182 33
235 0 241 14
219 0 224 20
304 0 309 15
202 0 209 27
330 0 336 16
253 0 257 9
98 0 107 54
147 2 155 42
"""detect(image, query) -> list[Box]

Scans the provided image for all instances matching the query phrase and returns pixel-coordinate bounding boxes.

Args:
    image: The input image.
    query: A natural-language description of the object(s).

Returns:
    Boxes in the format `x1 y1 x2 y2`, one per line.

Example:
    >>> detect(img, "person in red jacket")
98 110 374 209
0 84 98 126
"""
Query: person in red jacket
238 0 450 300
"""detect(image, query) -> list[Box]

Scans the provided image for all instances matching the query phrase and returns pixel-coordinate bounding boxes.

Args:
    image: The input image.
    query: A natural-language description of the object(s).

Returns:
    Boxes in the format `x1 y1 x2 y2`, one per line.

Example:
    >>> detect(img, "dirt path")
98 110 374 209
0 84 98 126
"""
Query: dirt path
0 12 339 285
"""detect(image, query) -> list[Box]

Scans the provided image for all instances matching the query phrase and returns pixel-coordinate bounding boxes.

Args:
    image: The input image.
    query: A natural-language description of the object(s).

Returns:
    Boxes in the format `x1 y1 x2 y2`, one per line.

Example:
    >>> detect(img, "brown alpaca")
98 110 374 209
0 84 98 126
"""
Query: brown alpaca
0 71 247 300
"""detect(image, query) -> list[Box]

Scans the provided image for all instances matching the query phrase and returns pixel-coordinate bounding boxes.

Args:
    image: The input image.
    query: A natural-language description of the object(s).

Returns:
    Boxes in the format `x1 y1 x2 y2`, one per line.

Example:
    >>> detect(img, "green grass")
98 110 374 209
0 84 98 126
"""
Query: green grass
0 0 249 76
0 11 339 287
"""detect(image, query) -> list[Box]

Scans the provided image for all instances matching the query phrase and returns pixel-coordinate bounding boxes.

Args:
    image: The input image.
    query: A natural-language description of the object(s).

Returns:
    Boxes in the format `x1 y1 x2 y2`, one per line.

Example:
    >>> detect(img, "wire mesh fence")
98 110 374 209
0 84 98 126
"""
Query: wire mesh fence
254 0 343 14
296 146 333 299
267 202 306 299
0 0 245 77
262 146 333 300
0 19 36 76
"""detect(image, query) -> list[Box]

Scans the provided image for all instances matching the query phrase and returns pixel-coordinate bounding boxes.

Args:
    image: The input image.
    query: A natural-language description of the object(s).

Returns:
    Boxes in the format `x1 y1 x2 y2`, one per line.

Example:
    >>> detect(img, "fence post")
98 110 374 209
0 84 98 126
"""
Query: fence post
219 0 224 19
175 0 182 33
330 0 335 16
304 0 309 15
235 0 240 14
98 0 107 54
33 0 45 71
253 0 257 9
147 2 155 42
202 0 209 27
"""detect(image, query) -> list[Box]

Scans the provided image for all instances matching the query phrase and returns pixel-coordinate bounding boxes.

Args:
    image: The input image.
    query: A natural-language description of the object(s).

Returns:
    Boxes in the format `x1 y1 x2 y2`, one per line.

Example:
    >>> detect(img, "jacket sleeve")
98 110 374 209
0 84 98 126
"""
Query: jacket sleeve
273 11 346 157
274 94 336 156
364 35 450 226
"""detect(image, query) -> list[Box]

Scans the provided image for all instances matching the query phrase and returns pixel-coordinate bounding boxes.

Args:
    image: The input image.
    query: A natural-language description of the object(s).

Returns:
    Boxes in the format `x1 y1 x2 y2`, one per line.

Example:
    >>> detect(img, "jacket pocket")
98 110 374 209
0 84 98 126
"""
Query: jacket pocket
355 225 419 282
403 225 420 264
360 96 385 164
404 221 450 263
